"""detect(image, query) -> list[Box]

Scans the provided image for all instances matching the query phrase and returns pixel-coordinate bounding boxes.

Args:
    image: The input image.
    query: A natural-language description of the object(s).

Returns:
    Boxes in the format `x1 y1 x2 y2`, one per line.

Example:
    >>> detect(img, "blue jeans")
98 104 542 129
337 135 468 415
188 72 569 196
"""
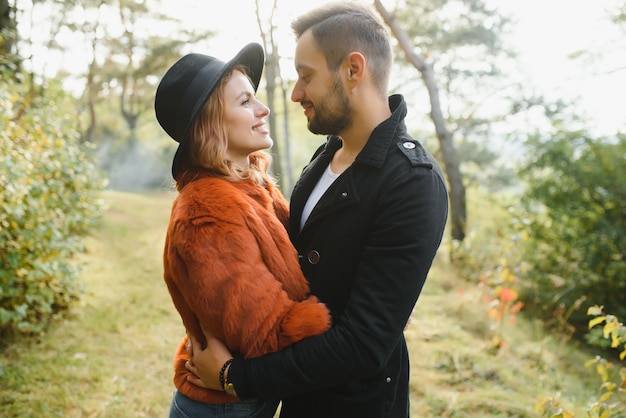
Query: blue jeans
168 390 280 418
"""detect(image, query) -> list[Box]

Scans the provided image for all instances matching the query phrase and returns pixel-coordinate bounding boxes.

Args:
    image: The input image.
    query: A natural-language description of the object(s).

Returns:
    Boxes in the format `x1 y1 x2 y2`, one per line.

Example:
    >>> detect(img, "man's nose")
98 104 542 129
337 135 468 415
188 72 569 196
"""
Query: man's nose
291 84 304 103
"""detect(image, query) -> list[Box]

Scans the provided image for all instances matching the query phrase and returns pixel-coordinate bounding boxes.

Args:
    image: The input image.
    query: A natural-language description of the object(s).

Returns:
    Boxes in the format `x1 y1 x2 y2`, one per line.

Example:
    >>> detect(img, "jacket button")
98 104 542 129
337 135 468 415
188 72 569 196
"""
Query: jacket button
341 192 347 198
402 141 416 149
307 250 320 264
386 377 392 383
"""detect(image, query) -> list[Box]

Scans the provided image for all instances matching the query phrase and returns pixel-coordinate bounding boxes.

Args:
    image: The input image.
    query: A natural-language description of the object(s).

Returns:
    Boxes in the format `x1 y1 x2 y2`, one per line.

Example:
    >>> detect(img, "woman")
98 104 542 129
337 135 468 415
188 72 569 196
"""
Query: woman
154 43 331 418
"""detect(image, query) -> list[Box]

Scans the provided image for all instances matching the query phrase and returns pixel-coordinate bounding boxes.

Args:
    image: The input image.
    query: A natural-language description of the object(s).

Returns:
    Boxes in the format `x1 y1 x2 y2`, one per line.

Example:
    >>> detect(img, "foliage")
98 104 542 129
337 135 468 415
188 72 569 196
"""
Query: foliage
450 189 514 279
516 130 626 336
611 0 626 25
449 187 527 350
537 307 626 418
479 260 524 351
585 306 626 416
587 306 626 361
535 393 575 418
0 75 106 339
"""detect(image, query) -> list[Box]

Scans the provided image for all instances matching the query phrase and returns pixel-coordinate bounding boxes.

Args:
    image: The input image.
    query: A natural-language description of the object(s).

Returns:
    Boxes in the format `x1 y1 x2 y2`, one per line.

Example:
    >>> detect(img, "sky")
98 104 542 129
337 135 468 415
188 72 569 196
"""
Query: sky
21 0 626 136
498 0 625 135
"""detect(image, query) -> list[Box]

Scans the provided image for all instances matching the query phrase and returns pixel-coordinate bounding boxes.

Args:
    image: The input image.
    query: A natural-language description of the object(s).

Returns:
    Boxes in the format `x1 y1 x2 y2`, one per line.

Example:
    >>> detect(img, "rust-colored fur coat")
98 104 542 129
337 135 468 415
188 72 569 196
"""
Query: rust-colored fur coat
163 170 331 404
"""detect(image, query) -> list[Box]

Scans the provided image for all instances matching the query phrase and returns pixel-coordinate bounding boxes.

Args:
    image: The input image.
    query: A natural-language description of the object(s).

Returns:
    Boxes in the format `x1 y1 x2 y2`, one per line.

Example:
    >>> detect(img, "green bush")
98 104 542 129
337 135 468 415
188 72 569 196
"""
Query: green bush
517 130 626 336
537 307 626 418
0 77 106 338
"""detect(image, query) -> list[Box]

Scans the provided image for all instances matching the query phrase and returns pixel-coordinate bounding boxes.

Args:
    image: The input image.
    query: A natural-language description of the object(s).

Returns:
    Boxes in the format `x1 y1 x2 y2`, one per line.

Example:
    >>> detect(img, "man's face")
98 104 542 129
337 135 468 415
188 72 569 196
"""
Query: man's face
292 30 353 136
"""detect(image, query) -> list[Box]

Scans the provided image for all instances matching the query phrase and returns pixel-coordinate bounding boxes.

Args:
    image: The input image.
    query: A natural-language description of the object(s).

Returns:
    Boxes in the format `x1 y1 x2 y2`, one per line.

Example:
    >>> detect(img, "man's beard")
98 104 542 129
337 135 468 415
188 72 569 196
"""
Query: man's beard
307 77 353 135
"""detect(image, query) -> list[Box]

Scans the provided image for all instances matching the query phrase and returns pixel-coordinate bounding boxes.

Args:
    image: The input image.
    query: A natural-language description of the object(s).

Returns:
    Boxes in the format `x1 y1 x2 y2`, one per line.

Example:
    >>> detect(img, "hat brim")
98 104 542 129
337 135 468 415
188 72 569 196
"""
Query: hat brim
172 43 265 179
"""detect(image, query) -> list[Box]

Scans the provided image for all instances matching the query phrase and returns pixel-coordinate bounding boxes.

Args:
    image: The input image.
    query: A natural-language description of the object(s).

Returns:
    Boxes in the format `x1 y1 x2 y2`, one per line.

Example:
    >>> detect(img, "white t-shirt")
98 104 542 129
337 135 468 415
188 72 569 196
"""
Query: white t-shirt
300 163 340 230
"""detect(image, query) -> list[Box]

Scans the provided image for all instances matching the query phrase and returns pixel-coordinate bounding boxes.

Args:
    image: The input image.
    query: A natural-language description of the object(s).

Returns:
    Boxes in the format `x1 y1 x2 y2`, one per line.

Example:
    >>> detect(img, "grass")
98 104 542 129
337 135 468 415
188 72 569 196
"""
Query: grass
406 249 598 417
0 190 604 417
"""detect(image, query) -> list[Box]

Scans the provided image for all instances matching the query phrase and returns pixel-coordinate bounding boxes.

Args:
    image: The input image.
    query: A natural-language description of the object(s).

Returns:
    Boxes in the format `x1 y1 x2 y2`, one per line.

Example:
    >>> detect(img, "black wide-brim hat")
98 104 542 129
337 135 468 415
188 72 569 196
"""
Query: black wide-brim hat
154 43 265 179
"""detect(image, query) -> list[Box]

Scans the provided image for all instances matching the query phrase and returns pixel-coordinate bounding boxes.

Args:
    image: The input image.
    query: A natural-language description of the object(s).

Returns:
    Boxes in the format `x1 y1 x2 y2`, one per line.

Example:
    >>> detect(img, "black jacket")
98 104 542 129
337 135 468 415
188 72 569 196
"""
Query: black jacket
229 95 449 417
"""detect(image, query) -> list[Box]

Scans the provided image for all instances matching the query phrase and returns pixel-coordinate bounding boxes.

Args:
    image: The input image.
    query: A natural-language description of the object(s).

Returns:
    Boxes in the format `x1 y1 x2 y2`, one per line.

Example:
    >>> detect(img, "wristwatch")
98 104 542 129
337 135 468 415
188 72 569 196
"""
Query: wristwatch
223 379 238 397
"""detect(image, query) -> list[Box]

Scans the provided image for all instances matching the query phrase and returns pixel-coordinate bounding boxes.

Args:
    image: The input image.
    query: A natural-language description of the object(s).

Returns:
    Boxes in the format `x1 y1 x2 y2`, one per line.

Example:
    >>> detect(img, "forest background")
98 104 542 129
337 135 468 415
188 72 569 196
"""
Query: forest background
1 0 625 416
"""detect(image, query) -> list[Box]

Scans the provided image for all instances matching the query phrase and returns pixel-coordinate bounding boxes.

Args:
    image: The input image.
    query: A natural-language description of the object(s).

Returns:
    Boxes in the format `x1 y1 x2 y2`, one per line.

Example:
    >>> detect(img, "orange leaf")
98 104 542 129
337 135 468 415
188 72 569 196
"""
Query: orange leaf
499 288 518 303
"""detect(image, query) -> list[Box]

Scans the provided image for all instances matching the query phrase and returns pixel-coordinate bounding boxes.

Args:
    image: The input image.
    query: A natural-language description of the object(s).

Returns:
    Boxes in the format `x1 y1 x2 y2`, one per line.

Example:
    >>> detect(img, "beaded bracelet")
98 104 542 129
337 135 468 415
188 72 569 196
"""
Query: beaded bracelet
219 358 235 390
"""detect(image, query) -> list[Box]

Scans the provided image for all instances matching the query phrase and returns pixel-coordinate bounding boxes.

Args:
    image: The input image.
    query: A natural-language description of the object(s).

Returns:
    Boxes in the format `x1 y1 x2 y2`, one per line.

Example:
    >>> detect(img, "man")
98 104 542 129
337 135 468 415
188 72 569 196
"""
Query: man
186 2 448 417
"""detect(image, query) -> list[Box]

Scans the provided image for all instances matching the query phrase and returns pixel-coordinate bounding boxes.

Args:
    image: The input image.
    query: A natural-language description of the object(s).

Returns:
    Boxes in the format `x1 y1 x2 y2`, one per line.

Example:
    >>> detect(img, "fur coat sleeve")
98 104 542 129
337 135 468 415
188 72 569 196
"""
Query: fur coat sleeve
163 174 330 403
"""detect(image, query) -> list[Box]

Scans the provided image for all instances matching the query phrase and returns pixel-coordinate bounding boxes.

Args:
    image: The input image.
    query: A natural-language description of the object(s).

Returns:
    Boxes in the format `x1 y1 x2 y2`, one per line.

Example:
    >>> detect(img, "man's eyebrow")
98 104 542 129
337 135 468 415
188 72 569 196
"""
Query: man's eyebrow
294 63 313 73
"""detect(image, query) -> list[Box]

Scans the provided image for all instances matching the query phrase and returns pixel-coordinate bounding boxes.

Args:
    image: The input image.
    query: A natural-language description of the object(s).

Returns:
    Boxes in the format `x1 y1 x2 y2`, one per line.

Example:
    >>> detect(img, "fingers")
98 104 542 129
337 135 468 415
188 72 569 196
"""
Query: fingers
185 359 197 374
186 375 210 388
185 361 210 389
183 329 232 391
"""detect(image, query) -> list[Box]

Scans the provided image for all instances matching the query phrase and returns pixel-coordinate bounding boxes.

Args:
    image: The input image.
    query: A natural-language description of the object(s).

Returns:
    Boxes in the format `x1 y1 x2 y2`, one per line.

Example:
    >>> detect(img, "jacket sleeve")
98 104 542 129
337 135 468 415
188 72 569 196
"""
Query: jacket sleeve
228 165 449 399
167 206 331 359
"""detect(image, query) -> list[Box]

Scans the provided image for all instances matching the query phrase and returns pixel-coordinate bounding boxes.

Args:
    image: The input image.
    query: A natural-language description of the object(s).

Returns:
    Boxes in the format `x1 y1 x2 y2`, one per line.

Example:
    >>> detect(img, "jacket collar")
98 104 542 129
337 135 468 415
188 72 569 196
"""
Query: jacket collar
352 94 407 168
289 95 407 237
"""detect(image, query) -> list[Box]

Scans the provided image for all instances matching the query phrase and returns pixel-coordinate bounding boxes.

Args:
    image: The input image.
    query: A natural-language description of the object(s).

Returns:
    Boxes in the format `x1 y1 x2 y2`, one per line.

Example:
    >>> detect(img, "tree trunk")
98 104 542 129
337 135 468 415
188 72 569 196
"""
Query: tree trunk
255 0 294 193
280 74 294 195
374 0 466 241
83 36 98 143
264 50 284 186
0 0 13 50
0 0 18 71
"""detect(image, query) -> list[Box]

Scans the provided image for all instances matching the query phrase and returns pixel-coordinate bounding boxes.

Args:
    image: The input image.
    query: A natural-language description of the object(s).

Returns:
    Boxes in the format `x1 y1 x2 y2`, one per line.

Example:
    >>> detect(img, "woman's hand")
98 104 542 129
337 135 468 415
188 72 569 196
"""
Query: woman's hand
185 324 234 390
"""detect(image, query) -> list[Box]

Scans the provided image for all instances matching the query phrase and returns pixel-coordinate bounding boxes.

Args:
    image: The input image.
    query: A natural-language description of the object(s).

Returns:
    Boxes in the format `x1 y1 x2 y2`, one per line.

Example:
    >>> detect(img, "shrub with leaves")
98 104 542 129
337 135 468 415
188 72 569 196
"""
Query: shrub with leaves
0 77 106 338
537 307 626 418
585 306 626 417
517 130 626 335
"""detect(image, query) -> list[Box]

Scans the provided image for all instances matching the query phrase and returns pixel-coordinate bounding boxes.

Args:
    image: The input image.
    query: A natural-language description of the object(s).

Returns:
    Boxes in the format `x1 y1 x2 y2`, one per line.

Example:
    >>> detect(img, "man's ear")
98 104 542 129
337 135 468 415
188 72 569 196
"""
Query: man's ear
346 52 366 83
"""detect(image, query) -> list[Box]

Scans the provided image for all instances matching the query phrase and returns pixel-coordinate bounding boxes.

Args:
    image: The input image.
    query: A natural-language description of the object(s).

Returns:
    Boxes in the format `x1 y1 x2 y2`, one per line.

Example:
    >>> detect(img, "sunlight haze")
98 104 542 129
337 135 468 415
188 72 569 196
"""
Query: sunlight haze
20 0 626 135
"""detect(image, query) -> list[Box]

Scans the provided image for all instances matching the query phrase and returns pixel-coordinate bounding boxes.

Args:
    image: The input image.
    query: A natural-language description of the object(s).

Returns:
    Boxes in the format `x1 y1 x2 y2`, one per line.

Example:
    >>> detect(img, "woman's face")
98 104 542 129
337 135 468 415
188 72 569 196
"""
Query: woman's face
223 70 272 167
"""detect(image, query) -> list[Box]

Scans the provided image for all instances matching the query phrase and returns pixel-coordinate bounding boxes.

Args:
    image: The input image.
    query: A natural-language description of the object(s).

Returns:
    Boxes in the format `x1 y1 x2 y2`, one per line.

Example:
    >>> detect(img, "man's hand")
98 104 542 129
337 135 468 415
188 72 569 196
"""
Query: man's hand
185 325 234 390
